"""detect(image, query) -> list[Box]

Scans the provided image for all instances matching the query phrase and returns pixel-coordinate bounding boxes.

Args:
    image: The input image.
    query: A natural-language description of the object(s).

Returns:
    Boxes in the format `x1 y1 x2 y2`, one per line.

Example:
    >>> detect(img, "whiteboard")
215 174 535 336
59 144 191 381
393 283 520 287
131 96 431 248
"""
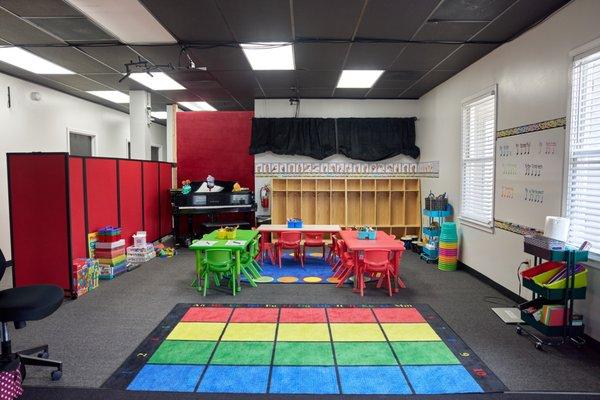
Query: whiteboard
495 127 565 231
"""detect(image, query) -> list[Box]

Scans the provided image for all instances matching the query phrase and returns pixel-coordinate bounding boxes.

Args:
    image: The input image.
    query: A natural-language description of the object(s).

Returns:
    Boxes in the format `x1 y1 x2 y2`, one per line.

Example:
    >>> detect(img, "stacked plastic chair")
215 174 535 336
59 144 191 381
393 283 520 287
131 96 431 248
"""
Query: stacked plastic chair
438 222 458 271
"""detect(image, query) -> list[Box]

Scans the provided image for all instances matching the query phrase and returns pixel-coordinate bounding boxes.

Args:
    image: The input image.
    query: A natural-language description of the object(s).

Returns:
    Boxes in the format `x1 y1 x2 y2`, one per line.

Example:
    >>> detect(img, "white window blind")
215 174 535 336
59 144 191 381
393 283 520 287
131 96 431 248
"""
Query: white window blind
461 91 496 229
566 49 600 256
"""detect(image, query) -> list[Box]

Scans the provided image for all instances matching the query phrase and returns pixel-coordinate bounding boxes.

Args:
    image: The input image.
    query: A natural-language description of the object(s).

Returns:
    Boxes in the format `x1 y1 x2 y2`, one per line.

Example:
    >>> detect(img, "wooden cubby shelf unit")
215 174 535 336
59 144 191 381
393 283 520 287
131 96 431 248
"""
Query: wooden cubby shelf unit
270 178 421 237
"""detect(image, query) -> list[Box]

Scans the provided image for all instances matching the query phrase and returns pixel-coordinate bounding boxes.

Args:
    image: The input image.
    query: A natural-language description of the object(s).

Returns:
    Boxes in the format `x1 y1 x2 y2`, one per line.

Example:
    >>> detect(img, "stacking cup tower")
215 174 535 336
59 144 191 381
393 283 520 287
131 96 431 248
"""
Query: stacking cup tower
438 222 458 271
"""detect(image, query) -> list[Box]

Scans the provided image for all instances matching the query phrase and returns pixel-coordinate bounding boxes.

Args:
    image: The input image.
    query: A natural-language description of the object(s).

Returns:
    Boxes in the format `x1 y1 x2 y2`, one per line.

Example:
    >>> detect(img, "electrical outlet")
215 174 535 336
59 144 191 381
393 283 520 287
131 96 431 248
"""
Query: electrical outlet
524 258 532 268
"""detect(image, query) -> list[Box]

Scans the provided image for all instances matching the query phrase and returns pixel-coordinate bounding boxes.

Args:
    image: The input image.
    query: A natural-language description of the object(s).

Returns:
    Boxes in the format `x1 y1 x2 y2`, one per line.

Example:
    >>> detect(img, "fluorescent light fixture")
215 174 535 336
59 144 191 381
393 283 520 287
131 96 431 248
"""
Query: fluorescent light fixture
178 101 216 111
241 42 294 70
64 0 176 44
86 90 129 103
337 70 384 88
0 47 74 74
129 72 185 91
151 111 167 119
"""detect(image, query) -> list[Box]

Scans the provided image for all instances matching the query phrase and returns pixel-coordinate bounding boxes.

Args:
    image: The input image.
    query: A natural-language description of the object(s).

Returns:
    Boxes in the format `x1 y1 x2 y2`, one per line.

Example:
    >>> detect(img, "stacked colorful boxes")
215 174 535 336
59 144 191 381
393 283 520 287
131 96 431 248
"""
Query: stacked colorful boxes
438 222 458 271
127 244 156 264
72 258 100 297
96 227 127 279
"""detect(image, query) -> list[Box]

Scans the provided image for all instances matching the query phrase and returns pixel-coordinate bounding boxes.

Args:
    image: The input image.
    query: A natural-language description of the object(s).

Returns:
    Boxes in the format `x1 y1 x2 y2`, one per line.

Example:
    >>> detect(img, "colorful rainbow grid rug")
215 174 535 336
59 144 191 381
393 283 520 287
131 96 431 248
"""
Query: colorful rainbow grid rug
104 304 505 396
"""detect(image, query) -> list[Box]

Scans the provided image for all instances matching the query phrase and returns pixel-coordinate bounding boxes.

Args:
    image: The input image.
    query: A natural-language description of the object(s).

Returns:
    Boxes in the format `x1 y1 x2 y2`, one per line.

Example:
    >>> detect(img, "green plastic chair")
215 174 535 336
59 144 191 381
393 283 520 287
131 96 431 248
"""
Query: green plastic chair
201 249 237 296
239 238 262 287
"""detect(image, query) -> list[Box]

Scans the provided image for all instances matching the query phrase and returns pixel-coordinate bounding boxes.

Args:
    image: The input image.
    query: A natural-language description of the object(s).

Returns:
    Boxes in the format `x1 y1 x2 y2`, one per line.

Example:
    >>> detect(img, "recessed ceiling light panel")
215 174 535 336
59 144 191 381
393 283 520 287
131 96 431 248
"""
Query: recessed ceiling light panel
86 90 129 103
241 42 295 70
129 72 185 91
178 101 216 111
0 47 74 75
337 70 384 88
151 111 167 119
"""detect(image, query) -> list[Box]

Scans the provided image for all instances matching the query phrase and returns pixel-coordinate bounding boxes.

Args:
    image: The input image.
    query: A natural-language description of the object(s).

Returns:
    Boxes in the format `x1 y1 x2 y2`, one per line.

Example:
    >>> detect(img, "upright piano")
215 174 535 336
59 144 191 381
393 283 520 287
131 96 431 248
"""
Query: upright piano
171 181 257 245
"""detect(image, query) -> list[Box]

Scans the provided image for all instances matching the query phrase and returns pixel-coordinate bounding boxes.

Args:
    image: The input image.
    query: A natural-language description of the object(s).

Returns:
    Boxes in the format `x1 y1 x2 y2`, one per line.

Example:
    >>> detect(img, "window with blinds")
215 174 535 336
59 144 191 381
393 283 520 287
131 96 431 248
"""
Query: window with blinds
460 89 496 230
566 48 600 256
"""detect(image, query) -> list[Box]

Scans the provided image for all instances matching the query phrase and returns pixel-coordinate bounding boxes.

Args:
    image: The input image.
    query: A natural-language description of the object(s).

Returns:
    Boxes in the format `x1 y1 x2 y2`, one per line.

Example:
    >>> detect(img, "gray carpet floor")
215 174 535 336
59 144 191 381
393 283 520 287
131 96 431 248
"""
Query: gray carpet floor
5 250 600 392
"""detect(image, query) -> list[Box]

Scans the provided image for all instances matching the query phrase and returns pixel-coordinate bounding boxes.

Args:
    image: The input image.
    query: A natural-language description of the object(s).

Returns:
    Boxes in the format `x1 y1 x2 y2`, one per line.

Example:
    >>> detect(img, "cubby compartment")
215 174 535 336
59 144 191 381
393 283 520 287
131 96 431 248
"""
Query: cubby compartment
361 192 376 226
361 179 375 191
332 179 346 191
272 179 286 191
376 179 390 191
272 191 287 224
316 179 330 191
301 191 316 224
405 191 419 225
406 179 419 191
301 179 315 191
347 179 361 191
316 192 331 223
287 179 301 191
391 192 405 226
376 192 391 226
286 191 301 219
347 192 361 226
405 226 421 237
331 192 346 224
392 227 406 239
391 179 405 191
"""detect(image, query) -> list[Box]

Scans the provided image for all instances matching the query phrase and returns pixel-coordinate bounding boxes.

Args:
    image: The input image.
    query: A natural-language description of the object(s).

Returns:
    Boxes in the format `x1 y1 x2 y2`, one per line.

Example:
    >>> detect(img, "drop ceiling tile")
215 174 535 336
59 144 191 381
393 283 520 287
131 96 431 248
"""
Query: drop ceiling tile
399 70 458 98
139 0 233 41
81 73 147 91
190 46 251 71
132 45 181 67
296 71 340 88
211 70 258 91
255 70 296 89
389 43 460 70
293 0 364 39
79 45 142 73
414 21 488 42
299 88 334 98
431 0 516 22
294 43 349 71
333 88 368 98
0 0 82 17
25 46 114 73
217 0 292 42
0 8 63 44
366 88 405 98
166 70 215 83
436 43 499 70
25 17 115 42
263 87 298 98
44 74 114 91
157 91 202 102
357 0 439 40
473 0 569 42
374 71 424 89
344 43 406 69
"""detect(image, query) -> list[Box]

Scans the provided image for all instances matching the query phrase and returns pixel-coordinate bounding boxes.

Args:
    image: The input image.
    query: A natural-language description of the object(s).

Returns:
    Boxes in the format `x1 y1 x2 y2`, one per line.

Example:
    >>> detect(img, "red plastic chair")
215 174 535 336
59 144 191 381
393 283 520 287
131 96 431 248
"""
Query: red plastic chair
359 249 394 297
259 232 275 266
302 233 326 262
333 240 358 287
276 231 303 269
326 234 340 267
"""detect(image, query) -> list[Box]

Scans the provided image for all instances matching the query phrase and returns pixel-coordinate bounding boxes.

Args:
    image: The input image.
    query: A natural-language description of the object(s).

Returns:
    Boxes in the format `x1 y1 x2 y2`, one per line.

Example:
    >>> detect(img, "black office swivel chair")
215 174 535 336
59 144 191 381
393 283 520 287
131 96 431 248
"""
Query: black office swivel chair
0 249 64 381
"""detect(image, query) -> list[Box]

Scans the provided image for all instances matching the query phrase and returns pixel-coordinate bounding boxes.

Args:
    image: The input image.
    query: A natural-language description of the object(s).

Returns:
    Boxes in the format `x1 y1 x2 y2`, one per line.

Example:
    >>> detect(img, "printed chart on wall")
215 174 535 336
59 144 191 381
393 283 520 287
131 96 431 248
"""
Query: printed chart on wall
495 118 566 232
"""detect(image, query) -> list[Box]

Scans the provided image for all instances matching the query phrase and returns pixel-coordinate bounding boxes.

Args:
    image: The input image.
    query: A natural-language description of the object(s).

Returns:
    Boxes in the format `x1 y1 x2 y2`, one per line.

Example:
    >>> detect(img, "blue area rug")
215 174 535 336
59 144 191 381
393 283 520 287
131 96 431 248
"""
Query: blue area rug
248 251 337 284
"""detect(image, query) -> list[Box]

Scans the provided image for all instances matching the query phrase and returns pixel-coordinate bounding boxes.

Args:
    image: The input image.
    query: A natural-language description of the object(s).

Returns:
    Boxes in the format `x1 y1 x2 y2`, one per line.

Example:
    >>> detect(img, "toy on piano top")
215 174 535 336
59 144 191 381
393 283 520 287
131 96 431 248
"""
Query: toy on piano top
181 179 192 195
357 226 376 240
71 258 99 298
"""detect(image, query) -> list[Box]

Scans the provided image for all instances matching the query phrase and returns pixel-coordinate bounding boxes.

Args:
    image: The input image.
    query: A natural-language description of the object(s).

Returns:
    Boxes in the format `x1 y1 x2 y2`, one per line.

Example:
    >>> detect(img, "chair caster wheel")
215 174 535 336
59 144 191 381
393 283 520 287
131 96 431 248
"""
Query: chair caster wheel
37 351 49 359
516 326 522 335
535 342 543 350
51 370 62 381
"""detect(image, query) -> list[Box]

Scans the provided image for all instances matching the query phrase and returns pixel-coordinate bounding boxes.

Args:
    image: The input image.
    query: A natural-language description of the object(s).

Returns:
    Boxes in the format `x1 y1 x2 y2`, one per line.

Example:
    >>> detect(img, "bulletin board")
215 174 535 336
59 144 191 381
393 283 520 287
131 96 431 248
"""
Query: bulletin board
494 118 566 232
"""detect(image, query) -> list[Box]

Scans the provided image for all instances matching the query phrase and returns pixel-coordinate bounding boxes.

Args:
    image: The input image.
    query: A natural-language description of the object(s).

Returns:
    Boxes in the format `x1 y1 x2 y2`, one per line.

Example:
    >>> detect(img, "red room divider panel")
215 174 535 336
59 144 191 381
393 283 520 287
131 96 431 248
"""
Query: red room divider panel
69 157 87 260
119 160 144 247
143 161 159 242
8 153 71 290
177 111 255 190
159 163 172 238
85 158 118 233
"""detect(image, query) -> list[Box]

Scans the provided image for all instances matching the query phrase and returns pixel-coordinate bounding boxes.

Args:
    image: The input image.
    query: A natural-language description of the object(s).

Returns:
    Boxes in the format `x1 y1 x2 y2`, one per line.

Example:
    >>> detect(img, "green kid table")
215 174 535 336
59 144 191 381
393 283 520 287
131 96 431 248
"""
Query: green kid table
189 229 259 292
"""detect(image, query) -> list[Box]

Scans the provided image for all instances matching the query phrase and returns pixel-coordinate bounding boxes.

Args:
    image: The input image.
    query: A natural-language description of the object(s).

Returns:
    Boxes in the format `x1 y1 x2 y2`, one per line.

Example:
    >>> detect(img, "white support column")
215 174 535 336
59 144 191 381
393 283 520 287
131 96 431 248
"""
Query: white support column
166 104 178 188
129 90 152 160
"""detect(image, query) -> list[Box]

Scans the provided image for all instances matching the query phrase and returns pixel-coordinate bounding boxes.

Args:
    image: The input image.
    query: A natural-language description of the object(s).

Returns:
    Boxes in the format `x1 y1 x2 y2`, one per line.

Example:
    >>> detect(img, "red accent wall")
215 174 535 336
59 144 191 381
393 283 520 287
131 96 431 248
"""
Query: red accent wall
86 158 118 232
159 163 172 237
8 154 70 289
177 111 255 190
69 157 87 260
143 161 159 241
119 160 143 247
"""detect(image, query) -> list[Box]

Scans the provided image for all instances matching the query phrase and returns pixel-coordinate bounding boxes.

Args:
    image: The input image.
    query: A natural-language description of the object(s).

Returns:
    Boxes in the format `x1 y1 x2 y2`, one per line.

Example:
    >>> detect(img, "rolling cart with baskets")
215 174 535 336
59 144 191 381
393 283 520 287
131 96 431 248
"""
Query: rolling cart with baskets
421 205 452 264
516 235 588 350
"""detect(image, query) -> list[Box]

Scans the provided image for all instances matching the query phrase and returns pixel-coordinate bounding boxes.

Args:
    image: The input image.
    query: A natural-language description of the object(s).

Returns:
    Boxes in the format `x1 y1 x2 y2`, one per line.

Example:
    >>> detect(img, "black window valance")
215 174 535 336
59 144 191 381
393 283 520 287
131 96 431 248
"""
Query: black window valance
249 117 419 161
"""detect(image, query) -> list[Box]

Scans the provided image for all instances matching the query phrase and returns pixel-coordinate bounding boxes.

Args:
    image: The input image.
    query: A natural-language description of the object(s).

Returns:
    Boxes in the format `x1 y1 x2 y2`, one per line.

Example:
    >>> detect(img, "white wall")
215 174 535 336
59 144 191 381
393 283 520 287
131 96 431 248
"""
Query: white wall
418 0 600 340
0 72 167 259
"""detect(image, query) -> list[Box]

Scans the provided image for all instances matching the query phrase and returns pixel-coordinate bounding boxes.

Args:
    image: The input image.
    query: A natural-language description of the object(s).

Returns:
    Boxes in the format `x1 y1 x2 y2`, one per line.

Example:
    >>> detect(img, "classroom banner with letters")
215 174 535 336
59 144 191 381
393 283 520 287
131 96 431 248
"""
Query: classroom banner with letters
494 117 566 233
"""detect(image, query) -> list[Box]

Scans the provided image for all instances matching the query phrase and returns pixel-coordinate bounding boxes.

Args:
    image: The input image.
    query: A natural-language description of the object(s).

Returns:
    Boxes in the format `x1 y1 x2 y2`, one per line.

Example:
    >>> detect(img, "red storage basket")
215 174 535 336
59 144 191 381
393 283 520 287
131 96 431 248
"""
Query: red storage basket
520 261 564 280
